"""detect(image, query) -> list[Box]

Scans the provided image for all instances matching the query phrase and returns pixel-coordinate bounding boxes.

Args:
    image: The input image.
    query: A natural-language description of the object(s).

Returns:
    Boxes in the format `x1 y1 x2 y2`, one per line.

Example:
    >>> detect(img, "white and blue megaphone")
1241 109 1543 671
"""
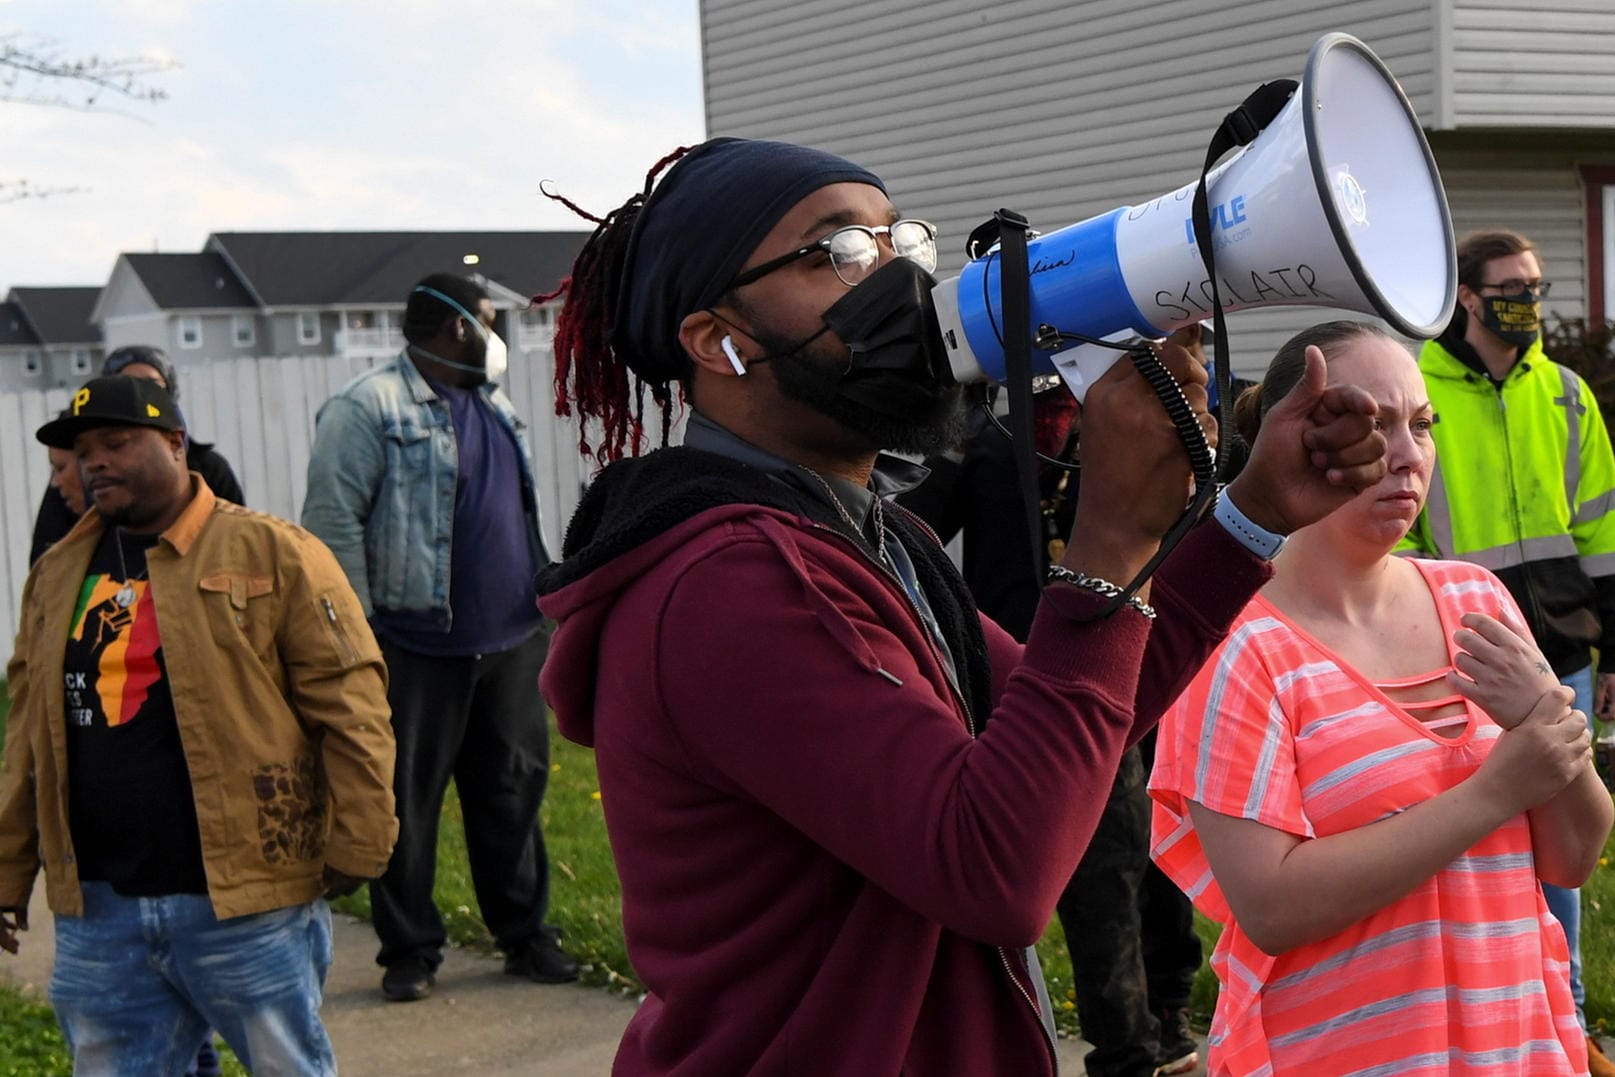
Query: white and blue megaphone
931 32 1457 399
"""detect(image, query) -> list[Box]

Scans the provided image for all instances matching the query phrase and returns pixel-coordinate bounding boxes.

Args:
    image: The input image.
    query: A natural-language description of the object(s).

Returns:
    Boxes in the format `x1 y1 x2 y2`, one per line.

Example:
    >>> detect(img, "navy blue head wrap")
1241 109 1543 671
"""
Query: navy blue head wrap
610 137 884 382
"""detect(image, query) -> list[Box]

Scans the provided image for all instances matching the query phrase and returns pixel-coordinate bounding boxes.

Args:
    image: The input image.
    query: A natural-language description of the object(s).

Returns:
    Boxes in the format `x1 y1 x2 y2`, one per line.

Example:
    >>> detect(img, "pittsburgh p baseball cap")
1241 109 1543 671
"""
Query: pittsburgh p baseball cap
36 376 184 449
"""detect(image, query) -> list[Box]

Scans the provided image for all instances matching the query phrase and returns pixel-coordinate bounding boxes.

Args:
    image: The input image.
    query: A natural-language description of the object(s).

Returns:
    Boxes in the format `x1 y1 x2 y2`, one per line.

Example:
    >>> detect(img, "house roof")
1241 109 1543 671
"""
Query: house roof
121 253 258 310
0 301 36 347
206 231 589 307
9 286 103 345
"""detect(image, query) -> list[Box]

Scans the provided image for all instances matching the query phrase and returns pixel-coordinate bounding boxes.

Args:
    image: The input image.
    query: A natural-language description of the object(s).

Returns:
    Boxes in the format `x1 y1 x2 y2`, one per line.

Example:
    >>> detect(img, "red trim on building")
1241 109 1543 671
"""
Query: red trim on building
1582 165 1615 324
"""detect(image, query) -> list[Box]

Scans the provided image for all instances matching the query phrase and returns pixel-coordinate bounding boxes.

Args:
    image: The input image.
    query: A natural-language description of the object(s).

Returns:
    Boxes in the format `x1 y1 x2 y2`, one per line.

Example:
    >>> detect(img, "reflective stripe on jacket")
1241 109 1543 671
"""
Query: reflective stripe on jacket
1399 337 1615 674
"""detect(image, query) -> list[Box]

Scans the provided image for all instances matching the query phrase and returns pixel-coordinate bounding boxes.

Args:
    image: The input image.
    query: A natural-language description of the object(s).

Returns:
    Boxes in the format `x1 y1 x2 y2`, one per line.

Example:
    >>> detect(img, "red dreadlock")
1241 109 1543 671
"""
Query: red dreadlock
535 147 694 467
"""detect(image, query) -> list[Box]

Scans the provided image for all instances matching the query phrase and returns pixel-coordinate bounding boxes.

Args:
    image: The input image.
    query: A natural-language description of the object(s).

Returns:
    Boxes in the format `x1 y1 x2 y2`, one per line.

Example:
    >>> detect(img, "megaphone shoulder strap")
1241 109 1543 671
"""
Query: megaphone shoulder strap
992 207 1046 587
1191 78 1298 472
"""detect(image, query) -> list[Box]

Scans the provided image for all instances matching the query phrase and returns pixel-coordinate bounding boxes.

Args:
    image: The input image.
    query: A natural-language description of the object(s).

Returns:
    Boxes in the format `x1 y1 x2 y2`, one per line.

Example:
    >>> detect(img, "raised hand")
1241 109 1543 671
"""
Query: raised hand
1224 344 1387 536
1448 610 1560 730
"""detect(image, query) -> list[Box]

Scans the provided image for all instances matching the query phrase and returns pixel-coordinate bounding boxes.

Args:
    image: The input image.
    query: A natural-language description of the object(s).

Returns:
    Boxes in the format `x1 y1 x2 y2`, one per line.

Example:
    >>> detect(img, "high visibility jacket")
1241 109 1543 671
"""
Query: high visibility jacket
1399 337 1615 675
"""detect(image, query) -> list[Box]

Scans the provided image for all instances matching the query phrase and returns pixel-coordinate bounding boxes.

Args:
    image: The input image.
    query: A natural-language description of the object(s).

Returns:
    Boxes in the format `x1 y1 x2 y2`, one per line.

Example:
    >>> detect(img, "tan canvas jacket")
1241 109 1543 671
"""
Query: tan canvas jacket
0 477 398 919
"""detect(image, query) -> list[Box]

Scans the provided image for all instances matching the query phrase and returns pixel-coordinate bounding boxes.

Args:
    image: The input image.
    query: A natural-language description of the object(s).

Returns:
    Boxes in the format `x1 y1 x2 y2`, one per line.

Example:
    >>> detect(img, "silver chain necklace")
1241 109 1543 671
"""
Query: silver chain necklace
797 465 890 566
112 528 147 609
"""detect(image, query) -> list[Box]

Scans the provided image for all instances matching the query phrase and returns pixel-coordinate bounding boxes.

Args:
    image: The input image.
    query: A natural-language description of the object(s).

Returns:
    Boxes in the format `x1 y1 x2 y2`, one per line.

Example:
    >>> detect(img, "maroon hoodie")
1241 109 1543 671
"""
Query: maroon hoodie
538 449 1269 1075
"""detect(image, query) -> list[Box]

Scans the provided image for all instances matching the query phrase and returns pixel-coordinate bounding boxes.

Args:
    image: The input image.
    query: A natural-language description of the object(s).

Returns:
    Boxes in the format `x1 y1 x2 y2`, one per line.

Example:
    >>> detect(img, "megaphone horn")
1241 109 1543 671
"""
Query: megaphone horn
932 32 1457 400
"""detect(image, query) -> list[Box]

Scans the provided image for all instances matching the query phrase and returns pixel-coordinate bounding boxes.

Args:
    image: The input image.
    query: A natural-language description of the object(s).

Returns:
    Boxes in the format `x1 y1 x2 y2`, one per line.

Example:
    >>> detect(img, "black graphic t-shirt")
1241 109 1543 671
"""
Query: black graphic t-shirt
62 527 207 896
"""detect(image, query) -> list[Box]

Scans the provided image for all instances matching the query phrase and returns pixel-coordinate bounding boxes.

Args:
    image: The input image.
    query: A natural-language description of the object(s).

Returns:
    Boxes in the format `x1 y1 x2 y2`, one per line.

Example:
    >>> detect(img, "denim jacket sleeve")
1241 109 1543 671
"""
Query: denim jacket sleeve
302 395 386 617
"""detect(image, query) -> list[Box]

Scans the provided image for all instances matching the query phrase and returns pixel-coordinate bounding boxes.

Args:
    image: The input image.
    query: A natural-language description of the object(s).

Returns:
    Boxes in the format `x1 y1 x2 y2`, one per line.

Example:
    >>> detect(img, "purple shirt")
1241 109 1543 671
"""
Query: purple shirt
372 377 541 656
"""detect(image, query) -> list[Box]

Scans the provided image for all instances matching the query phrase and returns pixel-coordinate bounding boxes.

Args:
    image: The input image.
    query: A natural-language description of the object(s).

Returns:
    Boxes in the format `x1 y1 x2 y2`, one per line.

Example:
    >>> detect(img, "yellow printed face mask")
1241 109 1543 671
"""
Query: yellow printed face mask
1479 291 1540 349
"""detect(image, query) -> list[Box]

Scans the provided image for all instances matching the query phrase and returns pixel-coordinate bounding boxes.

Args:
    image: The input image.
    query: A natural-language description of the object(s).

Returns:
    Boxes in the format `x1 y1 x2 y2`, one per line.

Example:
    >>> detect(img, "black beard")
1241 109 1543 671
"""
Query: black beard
760 331 968 455
464 332 489 371
95 503 157 531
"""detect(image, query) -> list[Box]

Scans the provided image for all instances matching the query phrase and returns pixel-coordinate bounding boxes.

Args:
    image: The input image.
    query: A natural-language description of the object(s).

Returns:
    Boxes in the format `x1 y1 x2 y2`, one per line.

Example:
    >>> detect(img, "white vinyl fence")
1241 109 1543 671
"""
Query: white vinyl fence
1 348 600 650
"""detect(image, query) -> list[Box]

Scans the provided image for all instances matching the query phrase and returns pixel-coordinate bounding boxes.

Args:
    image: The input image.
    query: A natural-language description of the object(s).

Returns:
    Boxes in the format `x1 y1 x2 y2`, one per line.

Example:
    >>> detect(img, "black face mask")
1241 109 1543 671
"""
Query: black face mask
737 257 965 454
1478 291 1541 349
817 256 958 419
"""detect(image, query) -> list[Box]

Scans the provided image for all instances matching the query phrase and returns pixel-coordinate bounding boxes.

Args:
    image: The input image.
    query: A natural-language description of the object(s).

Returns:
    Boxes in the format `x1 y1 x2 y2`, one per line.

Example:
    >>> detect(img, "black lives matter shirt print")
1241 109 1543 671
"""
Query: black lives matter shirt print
61 527 207 896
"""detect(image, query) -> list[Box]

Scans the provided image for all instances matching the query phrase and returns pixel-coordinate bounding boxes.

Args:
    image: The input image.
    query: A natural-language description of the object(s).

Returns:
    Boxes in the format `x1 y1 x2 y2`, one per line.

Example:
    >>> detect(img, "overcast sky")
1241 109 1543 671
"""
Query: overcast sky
0 0 707 291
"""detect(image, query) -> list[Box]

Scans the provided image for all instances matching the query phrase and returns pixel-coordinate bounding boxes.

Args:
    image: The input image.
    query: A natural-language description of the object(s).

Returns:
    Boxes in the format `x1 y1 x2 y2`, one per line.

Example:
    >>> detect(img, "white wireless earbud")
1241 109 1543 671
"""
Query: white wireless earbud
721 335 747 376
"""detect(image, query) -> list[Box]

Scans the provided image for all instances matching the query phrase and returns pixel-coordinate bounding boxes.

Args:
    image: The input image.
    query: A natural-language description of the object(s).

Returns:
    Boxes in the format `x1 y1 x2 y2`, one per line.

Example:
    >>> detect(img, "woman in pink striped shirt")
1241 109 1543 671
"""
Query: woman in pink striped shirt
1151 320 1613 1076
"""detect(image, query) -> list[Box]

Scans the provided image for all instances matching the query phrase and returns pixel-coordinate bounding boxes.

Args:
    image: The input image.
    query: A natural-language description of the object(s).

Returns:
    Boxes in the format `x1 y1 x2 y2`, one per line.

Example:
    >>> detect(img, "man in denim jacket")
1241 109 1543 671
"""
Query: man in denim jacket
302 273 577 1001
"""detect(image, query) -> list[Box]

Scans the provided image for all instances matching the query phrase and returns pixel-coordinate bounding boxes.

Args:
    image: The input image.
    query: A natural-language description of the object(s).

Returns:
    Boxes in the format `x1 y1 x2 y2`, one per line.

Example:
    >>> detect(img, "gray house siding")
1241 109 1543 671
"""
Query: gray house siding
166 311 259 359
96 261 158 321
223 312 265 355
264 311 341 356
1428 131 1604 319
0 347 46 393
42 346 98 389
100 312 173 355
702 0 1445 373
0 347 102 392
1450 0 1615 127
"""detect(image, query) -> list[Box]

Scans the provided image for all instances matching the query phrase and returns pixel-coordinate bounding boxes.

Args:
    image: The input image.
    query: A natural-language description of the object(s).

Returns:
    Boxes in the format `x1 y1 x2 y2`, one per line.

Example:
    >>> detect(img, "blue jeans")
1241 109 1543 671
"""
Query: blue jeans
1544 664 1592 1028
50 882 335 1077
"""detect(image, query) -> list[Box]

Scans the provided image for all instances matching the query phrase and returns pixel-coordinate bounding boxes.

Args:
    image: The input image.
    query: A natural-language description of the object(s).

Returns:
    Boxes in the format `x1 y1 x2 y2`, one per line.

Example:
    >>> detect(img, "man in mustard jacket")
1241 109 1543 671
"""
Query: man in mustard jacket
1401 229 1615 1077
0 376 397 1076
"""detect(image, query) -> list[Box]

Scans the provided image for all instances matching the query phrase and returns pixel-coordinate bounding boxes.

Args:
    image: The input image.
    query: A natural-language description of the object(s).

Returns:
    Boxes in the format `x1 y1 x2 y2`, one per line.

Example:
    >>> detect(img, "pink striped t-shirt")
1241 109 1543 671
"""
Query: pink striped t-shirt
1150 558 1584 1076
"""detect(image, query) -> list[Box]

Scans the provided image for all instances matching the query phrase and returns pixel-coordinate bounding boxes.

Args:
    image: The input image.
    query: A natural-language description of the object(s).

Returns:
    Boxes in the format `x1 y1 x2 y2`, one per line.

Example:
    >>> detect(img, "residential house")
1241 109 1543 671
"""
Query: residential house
699 0 1615 373
0 286 103 391
0 231 594 648
93 252 261 363
91 231 588 367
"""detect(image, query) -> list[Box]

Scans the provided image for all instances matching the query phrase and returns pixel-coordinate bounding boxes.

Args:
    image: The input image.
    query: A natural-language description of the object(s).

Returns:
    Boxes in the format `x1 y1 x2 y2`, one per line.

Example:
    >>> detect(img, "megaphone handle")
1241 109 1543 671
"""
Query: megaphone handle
1126 347 1217 491
1059 349 1219 623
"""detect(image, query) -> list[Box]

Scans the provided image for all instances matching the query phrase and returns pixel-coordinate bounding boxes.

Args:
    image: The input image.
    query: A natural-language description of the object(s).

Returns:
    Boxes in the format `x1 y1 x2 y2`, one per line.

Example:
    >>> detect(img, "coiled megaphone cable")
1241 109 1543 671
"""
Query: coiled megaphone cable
1128 346 1217 486
973 327 1215 477
974 234 1219 619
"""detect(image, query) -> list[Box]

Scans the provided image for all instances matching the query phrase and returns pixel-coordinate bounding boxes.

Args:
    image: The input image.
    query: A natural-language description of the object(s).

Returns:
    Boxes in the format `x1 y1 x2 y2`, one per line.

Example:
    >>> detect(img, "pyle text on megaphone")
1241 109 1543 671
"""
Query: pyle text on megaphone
931 32 1457 400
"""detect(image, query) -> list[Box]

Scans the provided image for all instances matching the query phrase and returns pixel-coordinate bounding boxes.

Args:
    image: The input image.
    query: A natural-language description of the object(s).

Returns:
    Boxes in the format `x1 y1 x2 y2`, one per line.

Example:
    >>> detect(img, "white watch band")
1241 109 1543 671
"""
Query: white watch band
1213 491 1288 560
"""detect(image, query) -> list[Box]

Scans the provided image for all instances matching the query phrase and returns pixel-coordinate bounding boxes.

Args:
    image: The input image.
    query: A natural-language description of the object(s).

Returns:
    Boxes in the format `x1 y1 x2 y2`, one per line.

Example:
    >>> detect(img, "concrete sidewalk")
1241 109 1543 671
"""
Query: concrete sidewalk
2 888 1204 1076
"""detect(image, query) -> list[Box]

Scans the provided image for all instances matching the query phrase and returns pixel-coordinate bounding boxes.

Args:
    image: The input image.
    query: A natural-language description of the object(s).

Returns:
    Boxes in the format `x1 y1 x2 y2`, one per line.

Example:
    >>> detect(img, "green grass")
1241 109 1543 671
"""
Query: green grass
1584 846 1615 1033
329 723 637 994
0 990 247 1077
1032 889 1222 1036
0 987 71 1077
5 682 1615 1058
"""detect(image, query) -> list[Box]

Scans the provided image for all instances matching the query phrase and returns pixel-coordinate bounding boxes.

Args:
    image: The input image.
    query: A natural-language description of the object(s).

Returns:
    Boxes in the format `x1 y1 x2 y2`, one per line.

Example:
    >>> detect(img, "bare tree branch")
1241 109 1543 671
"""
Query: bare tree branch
0 179 87 204
0 32 176 112
0 33 176 201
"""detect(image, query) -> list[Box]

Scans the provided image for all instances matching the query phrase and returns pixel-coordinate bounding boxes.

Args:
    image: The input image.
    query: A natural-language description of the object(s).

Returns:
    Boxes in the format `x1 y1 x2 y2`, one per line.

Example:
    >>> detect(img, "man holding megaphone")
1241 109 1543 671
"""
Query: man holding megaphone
531 135 1389 1076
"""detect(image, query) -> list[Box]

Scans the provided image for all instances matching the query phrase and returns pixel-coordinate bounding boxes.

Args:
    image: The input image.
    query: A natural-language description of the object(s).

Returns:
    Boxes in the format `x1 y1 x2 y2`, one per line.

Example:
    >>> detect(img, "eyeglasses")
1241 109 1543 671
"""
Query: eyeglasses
728 219 938 290
1477 278 1552 299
